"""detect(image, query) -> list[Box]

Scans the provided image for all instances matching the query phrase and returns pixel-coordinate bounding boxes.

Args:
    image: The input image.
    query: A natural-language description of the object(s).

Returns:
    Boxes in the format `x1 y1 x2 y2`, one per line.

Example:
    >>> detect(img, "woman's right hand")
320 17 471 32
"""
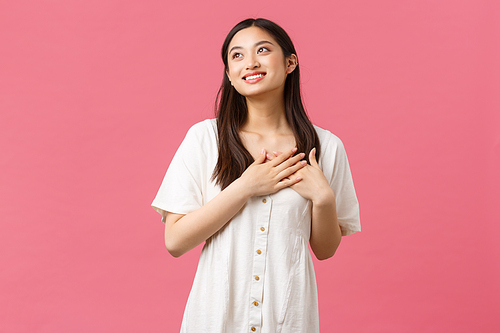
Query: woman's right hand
238 148 307 197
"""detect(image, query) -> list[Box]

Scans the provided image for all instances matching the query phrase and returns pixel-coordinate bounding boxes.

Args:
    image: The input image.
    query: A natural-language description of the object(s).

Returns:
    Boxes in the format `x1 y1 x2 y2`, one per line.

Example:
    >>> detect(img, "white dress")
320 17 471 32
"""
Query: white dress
152 119 360 333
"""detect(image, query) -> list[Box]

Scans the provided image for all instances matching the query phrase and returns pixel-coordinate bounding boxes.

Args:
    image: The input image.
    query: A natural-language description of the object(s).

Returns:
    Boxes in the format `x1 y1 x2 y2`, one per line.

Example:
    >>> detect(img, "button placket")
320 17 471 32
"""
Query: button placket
248 196 271 332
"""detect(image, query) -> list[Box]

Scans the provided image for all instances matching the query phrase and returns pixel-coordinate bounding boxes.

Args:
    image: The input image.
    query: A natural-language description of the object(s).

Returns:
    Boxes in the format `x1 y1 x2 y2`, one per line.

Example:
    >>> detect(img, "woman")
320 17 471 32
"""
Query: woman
152 18 360 333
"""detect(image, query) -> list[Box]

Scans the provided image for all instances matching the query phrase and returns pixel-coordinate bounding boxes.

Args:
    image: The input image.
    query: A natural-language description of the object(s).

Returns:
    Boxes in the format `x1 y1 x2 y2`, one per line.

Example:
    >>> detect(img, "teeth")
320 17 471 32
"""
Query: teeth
245 74 264 80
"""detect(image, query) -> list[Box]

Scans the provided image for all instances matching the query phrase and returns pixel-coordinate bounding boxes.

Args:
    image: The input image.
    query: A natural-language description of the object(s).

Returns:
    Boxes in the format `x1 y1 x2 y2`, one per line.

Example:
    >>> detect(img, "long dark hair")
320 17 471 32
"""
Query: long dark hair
212 18 320 190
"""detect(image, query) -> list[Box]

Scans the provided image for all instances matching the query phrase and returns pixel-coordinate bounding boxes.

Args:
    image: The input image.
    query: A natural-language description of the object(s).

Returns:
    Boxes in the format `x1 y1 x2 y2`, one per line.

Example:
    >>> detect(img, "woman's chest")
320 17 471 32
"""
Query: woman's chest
239 130 296 160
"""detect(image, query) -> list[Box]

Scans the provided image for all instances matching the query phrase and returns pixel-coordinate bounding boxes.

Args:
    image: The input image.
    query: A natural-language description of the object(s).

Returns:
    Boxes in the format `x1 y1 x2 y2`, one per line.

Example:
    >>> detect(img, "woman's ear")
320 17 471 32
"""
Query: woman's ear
226 70 233 85
286 54 298 74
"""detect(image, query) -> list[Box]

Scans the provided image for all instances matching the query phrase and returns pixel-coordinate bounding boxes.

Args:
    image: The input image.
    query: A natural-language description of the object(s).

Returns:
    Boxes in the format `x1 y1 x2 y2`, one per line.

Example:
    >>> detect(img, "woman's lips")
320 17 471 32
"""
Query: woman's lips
243 73 266 83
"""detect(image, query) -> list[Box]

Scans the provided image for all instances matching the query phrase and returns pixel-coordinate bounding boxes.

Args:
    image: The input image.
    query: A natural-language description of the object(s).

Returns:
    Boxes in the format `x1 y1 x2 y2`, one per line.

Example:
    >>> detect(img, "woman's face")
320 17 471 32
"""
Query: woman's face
226 26 297 99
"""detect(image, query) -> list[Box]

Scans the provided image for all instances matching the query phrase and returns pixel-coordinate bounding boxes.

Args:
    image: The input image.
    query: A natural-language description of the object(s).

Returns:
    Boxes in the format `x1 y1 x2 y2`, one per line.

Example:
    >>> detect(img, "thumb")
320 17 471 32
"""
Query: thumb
309 147 319 167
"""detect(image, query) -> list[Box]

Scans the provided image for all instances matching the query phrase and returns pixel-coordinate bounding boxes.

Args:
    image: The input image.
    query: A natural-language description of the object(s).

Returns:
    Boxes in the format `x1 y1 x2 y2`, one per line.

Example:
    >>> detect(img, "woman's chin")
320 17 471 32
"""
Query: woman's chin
235 86 282 100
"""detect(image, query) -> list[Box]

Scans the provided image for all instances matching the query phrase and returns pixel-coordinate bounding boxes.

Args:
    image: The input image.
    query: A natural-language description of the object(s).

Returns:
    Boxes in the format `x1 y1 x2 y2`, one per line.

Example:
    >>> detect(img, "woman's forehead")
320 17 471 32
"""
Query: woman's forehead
228 26 277 50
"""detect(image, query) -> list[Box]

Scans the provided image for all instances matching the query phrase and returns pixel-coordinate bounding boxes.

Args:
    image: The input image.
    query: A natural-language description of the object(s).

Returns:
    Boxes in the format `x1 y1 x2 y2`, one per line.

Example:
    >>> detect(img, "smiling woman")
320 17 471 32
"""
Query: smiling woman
225 29 296 98
152 18 360 333
214 19 317 191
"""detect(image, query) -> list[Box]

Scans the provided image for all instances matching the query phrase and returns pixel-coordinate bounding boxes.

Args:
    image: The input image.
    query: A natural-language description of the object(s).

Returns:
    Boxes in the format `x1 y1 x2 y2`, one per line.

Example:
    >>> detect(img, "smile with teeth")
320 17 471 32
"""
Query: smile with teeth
244 73 266 80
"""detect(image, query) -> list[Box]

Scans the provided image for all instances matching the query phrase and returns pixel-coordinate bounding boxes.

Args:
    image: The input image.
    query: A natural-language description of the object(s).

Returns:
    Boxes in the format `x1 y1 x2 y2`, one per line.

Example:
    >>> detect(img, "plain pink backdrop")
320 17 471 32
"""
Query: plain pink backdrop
1 1 499 332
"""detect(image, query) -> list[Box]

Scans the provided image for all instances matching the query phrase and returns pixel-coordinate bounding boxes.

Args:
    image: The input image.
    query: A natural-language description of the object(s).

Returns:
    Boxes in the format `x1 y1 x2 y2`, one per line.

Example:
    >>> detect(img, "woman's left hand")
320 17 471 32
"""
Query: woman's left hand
269 148 335 204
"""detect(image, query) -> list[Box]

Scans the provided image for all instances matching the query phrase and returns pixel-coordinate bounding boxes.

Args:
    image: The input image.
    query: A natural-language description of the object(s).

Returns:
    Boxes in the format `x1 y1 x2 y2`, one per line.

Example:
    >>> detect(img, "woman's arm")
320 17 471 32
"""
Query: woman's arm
164 178 251 257
308 189 342 260
164 148 307 257
289 148 342 260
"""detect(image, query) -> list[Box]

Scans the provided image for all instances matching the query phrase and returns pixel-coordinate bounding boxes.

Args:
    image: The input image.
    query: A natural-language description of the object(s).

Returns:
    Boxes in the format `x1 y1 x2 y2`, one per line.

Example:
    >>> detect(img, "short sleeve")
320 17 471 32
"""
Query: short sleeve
151 123 208 223
321 133 361 236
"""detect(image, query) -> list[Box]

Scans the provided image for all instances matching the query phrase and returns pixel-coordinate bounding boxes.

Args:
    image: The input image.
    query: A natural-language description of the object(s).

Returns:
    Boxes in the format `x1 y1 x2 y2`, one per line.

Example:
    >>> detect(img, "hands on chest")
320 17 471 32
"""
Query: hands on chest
267 148 334 204
239 147 335 205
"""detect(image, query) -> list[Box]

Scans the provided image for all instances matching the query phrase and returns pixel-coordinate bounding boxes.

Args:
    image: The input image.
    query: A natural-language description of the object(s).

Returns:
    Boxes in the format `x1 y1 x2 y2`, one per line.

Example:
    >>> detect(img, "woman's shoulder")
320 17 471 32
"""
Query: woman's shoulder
174 119 218 163
187 118 217 135
183 119 218 143
313 124 344 149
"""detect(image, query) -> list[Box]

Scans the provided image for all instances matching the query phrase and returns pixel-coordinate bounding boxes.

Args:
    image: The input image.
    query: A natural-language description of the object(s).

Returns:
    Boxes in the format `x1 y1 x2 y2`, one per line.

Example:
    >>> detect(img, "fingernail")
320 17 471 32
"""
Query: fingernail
273 151 278 156
312 147 316 154
301 161 307 165
292 147 298 153
300 153 305 158
267 154 272 159
261 148 265 154
296 177 302 181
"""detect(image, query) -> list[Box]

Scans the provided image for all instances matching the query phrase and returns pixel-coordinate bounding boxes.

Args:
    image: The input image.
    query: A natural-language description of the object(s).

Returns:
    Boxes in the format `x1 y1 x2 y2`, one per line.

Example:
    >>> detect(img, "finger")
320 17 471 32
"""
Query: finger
252 148 267 165
309 147 319 167
274 174 303 191
266 150 282 161
269 147 298 167
279 159 307 178
274 152 305 173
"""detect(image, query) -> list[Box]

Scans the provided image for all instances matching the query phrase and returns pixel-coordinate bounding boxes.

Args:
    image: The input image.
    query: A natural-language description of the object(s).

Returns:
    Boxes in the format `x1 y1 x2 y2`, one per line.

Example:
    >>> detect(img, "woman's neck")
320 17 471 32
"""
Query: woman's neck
241 96 291 135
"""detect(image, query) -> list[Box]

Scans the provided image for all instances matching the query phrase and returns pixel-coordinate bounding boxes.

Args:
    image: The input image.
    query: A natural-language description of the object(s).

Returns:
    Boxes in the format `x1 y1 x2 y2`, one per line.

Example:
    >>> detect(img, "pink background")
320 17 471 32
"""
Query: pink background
1 1 499 332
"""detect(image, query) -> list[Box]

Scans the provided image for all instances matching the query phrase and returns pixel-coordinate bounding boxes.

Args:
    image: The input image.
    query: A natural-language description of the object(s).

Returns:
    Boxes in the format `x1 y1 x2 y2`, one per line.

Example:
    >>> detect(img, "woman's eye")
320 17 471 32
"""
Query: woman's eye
258 47 269 53
232 53 242 59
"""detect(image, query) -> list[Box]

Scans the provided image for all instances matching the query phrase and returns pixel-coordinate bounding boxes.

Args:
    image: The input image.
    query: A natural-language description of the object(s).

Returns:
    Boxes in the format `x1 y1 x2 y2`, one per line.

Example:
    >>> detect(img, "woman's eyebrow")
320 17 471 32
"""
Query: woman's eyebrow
229 40 275 54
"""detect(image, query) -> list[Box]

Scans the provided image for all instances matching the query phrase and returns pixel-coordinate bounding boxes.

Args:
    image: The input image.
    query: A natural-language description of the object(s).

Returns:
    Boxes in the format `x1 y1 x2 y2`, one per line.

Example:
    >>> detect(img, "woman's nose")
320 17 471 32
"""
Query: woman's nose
246 55 260 69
